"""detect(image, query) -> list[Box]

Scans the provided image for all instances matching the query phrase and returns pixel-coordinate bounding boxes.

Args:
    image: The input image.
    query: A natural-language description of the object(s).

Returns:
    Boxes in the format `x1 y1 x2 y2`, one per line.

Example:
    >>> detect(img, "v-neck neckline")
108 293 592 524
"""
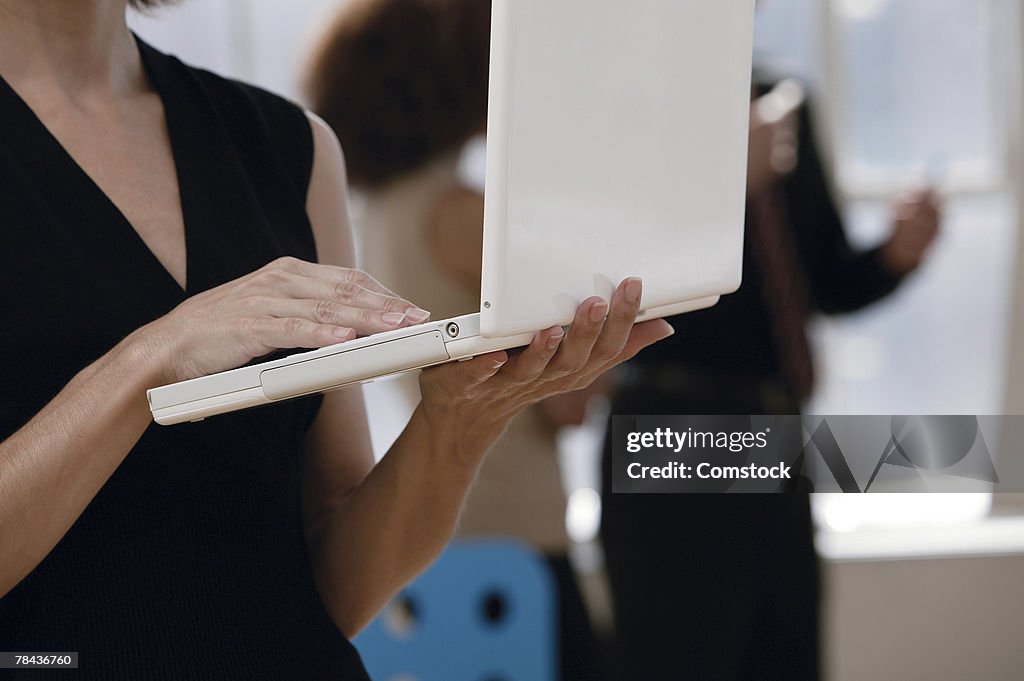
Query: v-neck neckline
0 35 192 298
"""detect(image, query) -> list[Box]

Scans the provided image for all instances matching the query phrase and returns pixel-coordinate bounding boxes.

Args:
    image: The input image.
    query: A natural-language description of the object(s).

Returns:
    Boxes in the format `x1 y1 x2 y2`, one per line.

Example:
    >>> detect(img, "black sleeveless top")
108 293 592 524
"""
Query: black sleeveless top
0 40 370 680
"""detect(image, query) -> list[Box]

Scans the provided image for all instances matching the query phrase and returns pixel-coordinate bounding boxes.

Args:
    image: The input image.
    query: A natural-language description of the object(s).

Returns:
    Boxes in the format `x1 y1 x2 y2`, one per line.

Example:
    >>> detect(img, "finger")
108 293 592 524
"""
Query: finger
500 326 565 383
546 297 608 375
616 319 675 363
909 188 930 204
893 191 930 219
264 297 417 335
572 319 675 390
587 277 645 367
913 219 940 245
919 188 946 211
894 222 928 247
422 351 509 392
261 271 429 324
250 317 355 350
321 266 411 301
908 193 941 222
324 279 430 323
261 259 431 321
903 214 940 244
898 191 942 225
270 257 401 298
890 245 925 270
921 201 942 227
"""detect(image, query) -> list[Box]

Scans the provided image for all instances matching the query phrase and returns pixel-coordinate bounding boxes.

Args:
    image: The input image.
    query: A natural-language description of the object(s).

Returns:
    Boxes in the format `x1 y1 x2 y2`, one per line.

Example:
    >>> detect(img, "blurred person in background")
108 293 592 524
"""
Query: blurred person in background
307 1 606 678
599 72 941 679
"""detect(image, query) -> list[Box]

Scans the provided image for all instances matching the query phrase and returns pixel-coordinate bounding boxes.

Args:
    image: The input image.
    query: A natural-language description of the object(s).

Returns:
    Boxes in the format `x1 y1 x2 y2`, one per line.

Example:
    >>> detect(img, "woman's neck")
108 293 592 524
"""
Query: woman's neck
0 0 143 98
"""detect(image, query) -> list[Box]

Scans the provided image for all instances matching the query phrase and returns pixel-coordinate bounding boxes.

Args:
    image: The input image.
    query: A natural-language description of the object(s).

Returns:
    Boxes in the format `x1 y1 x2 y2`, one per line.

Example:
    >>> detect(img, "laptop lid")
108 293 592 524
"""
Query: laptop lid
480 0 756 337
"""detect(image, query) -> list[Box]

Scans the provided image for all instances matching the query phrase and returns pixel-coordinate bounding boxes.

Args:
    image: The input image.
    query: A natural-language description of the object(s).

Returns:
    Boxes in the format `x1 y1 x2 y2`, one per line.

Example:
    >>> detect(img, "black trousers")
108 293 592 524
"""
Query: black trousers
599 380 821 681
546 555 609 681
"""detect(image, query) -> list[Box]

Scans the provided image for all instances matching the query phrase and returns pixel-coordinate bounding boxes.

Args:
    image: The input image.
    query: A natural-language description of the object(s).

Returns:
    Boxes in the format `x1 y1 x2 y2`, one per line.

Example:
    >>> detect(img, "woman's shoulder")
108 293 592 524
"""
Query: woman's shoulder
139 39 315 194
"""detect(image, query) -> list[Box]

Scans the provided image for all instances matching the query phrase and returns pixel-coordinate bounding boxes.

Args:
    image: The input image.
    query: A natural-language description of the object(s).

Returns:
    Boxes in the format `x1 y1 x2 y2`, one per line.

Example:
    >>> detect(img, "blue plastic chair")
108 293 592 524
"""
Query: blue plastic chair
354 539 557 681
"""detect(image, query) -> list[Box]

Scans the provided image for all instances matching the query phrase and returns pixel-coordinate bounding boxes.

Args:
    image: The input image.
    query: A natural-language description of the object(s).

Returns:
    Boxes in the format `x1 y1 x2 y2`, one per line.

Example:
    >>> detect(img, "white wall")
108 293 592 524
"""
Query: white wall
825 553 1024 680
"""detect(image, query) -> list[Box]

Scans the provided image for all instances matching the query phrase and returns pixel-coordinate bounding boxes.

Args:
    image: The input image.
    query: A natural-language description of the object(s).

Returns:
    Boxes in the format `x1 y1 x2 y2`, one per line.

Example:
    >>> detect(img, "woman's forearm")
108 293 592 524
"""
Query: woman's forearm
0 254 431 600
0 330 167 597
308 282 671 637
308 402 507 637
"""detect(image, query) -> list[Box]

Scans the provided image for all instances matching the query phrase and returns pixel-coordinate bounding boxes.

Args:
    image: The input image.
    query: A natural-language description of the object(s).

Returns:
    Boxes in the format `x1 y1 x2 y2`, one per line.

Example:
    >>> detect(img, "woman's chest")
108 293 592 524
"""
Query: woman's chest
47 107 188 289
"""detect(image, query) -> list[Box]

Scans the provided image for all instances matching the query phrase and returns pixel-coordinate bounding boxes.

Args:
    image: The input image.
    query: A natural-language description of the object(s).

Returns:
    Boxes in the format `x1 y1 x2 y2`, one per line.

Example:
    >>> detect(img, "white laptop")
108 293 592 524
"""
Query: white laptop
148 0 757 425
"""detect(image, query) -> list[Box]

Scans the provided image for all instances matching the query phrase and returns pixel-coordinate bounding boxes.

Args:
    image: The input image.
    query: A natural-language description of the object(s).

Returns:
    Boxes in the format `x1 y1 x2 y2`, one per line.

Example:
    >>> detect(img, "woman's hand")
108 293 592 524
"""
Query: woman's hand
418 277 673 461
880 189 942 276
135 256 430 384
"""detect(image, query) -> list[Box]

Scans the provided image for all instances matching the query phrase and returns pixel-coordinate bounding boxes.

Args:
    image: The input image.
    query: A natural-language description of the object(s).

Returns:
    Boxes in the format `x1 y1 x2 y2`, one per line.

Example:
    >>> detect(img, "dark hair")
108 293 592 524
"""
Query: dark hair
306 0 491 188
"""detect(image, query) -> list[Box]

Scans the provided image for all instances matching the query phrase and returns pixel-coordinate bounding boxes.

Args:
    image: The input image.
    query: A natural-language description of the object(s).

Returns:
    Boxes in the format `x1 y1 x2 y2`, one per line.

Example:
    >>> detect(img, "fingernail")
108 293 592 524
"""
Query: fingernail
624 278 642 304
492 358 508 369
589 301 608 323
406 308 431 323
546 329 565 349
333 327 354 340
382 312 407 326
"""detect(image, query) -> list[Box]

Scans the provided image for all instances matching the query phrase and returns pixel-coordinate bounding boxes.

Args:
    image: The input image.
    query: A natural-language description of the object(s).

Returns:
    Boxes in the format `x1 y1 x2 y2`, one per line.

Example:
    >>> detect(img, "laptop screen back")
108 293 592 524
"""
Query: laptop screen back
480 0 756 337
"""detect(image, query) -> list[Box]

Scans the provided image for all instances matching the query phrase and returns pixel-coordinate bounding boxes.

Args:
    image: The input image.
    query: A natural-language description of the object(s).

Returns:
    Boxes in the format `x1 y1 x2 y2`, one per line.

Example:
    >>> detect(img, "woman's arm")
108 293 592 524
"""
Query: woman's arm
302 115 483 636
299 114 377 557
301 116 672 636
0 133 429 597
0 255 423 599
0 333 167 597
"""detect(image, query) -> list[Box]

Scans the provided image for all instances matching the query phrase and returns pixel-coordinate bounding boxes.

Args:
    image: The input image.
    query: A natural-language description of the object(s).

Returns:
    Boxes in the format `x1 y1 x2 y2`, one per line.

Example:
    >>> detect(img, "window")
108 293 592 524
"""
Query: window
755 0 1021 530
830 0 1006 193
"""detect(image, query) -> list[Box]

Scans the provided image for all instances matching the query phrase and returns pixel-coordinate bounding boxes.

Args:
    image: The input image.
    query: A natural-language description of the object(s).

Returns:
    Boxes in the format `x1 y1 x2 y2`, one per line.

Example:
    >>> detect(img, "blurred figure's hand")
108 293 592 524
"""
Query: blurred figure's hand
747 80 805 196
880 189 942 275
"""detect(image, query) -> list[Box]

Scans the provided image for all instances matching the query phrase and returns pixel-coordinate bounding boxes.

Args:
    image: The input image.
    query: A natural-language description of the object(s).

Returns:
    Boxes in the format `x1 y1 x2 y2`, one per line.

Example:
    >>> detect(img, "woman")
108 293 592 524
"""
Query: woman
306 2 607 679
0 0 672 678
